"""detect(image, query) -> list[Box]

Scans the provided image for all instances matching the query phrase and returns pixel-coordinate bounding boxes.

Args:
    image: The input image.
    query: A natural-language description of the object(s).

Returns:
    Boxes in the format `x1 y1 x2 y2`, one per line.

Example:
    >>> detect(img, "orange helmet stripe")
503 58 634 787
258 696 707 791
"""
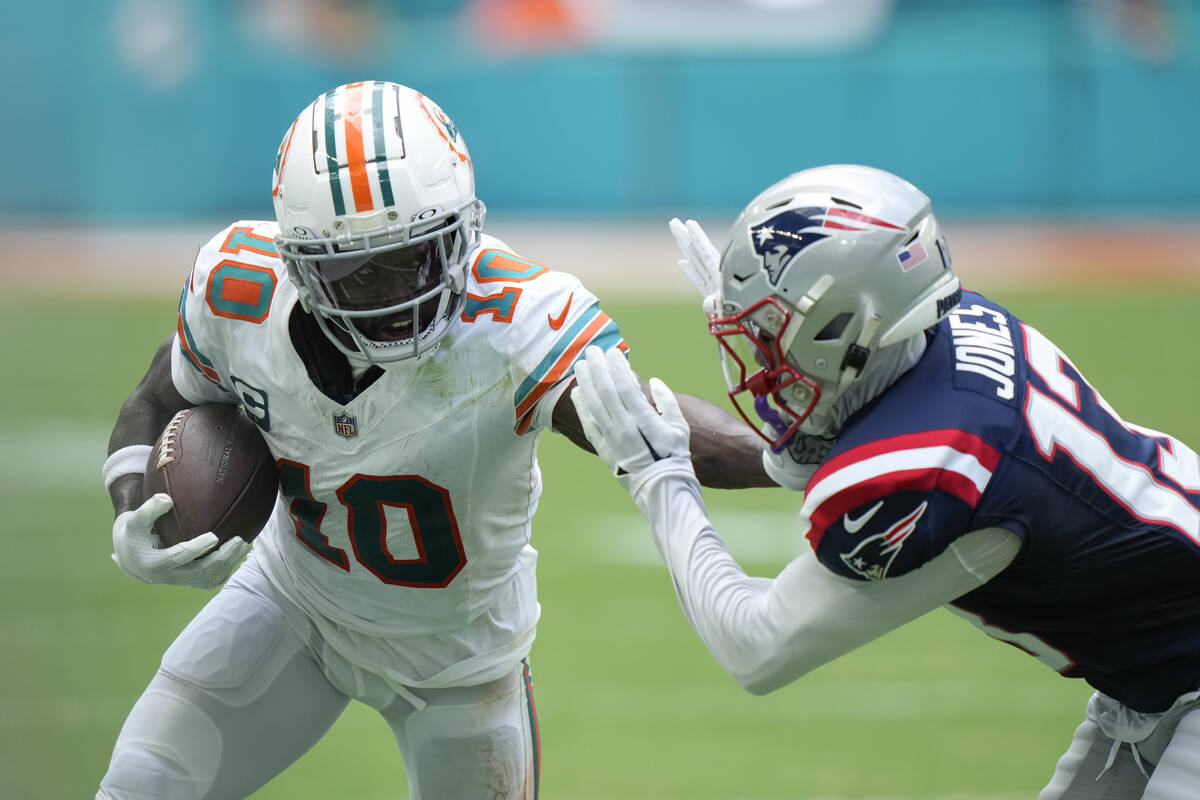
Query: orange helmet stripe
342 81 374 213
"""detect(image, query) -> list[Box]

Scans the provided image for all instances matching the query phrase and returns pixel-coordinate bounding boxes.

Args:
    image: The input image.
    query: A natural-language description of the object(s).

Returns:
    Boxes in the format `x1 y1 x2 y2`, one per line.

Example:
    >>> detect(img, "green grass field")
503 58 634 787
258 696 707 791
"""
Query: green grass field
2 284 1198 799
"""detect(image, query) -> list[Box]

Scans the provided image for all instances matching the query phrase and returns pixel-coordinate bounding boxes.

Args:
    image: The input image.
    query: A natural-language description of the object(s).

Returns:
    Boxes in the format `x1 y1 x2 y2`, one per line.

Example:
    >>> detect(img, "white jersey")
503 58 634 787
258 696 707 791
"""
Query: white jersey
169 221 626 687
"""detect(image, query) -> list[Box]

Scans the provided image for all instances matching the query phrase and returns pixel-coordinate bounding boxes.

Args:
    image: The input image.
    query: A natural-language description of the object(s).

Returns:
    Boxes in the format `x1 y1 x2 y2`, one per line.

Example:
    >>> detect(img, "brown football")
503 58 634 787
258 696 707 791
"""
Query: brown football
143 404 279 547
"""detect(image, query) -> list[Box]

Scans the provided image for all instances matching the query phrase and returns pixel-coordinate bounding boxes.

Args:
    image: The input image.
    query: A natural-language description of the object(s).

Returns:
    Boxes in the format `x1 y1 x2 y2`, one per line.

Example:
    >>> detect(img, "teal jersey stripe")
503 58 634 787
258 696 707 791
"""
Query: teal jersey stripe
522 659 540 800
515 304 623 408
323 90 345 216
372 81 395 207
176 284 217 376
579 321 623 354
515 303 601 403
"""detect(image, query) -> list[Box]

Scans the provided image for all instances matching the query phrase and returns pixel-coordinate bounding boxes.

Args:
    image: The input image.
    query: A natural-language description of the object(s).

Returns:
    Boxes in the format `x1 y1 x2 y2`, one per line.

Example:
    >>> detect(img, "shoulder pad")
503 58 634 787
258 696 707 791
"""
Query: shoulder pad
803 429 1002 580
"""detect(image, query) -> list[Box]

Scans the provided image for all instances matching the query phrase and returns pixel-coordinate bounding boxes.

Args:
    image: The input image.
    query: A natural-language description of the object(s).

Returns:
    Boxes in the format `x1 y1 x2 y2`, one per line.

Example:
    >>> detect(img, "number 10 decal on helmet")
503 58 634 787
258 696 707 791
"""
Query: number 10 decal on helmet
272 81 486 363
710 164 962 448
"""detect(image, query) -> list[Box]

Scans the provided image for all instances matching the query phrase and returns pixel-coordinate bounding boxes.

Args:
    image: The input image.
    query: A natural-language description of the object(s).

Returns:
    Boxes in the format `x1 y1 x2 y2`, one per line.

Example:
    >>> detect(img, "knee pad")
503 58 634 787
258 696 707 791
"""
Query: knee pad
97 687 221 800
400 671 536 800
161 588 299 706
414 726 527 800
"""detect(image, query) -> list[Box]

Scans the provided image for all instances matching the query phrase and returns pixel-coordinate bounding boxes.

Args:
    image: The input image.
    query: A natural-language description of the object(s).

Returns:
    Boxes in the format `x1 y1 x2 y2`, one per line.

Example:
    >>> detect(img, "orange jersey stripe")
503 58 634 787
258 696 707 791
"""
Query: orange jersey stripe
515 313 614 421
515 338 629 435
513 335 628 434
175 315 221 385
342 82 374 212
513 335 633 434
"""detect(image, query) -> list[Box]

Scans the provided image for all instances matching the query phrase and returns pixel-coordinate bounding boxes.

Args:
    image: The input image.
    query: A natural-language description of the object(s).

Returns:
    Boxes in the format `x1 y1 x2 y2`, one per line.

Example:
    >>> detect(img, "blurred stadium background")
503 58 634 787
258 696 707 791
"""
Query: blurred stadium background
2 1 1199 798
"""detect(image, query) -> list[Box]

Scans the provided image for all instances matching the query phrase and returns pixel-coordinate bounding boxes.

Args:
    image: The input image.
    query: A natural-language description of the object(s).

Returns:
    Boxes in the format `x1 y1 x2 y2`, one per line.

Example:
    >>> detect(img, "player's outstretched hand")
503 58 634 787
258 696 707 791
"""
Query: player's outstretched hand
669 217 720 313
112 493 251 590
571 346 691 484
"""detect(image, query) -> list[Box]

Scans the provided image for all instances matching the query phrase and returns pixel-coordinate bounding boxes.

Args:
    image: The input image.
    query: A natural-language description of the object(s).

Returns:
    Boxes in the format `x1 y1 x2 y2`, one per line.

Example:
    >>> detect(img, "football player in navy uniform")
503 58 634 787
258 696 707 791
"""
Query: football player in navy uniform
571 164 1200 799
97 82 769 800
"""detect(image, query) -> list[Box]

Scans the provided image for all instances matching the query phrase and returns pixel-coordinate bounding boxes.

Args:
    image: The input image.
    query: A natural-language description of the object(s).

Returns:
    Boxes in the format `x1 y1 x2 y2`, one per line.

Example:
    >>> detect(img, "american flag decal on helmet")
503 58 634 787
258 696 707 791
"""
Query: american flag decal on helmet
897 239 928 271
321 81 402 216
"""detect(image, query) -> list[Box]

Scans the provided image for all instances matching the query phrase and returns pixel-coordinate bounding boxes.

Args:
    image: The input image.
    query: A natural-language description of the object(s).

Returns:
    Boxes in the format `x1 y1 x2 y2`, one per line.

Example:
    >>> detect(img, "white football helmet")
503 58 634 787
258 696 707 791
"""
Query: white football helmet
710 164 962 448
272 81 485 363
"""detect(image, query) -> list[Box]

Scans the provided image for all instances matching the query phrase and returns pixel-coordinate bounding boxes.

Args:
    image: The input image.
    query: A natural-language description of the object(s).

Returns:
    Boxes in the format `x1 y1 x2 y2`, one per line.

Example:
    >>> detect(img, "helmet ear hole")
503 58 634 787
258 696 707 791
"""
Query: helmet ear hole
815 313 853 342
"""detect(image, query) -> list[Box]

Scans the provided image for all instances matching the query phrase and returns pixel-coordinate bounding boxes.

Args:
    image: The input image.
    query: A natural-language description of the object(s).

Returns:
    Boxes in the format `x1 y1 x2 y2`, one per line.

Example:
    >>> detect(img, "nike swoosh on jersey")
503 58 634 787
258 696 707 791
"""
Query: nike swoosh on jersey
843 500 884 533
547 292 574 330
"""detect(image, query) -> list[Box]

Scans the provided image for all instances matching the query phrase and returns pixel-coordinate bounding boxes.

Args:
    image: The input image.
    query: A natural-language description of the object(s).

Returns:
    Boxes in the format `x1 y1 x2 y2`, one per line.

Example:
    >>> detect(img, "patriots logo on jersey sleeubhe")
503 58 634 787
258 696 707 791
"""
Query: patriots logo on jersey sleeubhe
839 500 928 580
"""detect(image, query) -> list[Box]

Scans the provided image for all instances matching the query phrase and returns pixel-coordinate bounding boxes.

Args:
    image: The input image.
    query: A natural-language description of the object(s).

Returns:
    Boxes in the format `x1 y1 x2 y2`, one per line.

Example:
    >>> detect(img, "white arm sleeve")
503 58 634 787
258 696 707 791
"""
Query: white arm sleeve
633 463 1022 695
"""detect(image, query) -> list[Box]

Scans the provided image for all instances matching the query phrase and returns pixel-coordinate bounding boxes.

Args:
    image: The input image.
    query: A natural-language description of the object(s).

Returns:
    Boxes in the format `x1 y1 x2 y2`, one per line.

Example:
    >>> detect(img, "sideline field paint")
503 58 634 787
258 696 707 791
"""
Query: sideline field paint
0 423 109 488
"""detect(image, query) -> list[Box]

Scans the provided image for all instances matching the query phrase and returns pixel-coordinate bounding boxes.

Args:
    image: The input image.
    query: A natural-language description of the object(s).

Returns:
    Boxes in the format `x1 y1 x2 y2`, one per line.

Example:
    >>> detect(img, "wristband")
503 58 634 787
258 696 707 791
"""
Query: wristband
102 444 153 493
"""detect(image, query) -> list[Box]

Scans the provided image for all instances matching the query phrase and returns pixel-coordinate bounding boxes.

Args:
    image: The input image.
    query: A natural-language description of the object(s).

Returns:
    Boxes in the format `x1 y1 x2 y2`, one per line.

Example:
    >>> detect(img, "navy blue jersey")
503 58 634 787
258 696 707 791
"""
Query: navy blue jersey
800 291 1200 712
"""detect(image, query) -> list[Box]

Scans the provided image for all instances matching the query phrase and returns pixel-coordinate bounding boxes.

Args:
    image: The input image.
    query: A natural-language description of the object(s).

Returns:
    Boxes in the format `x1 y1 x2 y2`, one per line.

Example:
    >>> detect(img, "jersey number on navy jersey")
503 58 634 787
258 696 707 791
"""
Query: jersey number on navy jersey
1022 323 1200 539
277 460 468 587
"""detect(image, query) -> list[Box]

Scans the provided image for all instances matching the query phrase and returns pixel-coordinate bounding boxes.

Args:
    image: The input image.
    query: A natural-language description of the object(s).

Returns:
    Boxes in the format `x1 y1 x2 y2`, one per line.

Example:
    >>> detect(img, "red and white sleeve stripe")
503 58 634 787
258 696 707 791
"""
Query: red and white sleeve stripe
801 429 1001 548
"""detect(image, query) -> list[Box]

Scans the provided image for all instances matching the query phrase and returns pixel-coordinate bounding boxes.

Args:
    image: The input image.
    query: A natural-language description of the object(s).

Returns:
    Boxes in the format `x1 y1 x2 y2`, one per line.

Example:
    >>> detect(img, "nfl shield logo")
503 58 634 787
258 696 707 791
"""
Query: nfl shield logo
333 412 358 439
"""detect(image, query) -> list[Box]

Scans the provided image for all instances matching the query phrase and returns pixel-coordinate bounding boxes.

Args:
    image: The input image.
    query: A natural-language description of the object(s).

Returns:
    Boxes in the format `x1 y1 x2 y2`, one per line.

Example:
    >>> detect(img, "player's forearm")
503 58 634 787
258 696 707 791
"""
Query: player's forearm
632 466 1004 695
671 524 805 694
662 509 916 693
106 336 193 515
674 393 772 489
106 394 176 515
631 465 817 692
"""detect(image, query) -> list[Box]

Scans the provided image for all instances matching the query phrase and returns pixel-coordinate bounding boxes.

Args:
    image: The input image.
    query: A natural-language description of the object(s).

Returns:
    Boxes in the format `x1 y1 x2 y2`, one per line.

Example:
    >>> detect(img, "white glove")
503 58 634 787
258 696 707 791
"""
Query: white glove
112 493 251 590
571 346 692 482
669 217 720 314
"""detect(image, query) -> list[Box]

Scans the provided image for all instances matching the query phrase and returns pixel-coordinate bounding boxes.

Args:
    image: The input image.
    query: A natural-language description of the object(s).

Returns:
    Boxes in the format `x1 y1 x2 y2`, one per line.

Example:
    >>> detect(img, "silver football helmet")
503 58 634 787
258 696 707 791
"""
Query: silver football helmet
710 164 962 448
272 81 485 363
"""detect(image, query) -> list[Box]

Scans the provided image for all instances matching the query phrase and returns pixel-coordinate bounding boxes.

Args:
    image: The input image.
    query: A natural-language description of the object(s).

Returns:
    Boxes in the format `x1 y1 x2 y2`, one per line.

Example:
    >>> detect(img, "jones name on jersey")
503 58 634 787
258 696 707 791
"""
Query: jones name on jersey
801 291 1200 712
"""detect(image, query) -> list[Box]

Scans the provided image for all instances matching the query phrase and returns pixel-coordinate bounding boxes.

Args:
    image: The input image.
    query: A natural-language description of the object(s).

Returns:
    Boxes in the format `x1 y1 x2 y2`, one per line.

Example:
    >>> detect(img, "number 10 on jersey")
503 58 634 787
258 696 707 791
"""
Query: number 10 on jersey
277 460 468 587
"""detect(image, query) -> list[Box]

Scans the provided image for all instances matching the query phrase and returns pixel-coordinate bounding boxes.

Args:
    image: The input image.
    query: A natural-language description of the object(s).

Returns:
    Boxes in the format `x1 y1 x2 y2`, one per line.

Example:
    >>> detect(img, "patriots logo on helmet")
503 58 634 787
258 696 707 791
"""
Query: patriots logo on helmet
751 206 904 286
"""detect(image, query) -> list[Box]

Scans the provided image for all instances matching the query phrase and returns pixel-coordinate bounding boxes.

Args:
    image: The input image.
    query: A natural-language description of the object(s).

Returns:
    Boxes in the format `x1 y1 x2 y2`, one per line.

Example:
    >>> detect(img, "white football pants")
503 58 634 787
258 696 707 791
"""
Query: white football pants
1039 692 1200 799
96 559 540 800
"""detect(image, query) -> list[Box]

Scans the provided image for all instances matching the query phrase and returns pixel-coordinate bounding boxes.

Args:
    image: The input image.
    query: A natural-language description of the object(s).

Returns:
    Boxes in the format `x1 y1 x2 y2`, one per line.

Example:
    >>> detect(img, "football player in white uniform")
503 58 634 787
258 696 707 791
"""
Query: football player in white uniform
571 164 1200 799
97 82 769 800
